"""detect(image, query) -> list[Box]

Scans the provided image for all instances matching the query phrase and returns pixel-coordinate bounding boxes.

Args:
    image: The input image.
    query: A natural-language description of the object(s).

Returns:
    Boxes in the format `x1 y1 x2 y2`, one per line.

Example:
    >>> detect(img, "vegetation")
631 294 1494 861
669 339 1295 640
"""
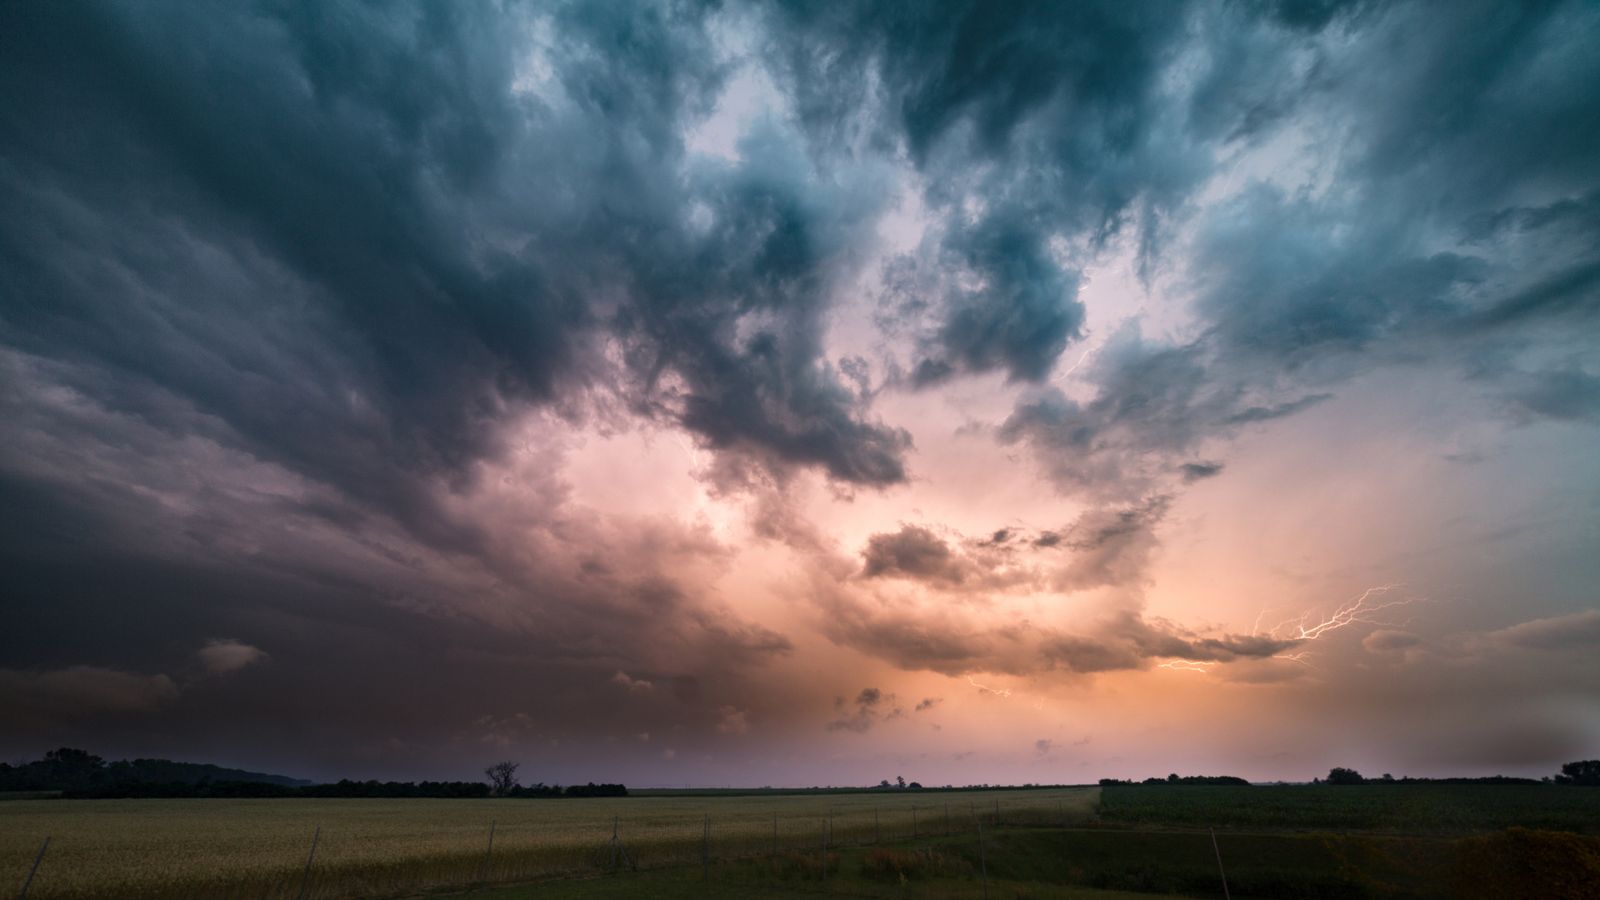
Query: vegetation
7 754 1598 898
1 750 625 800
1555 759 1600 786
1099 783 1600 833
0 748 307 793
1097 774 1250 786
0 787 1096 900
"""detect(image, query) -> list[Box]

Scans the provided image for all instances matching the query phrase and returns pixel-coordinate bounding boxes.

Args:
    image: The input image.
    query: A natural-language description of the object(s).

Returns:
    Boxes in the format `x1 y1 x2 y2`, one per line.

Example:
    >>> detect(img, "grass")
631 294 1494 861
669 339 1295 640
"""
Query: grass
455 825 1587 900
0 788 1097 900
465 838 1198 900
1098 784 1600 834
8 784 1598 899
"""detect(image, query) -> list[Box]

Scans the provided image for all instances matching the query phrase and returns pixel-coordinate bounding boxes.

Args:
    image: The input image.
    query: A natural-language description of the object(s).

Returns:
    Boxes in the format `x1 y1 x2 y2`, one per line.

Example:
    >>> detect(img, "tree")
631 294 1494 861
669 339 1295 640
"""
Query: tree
484 761 520 796
1326 767 1364 785
1555 760 1600 786
896 775 906 789
42 748 106 789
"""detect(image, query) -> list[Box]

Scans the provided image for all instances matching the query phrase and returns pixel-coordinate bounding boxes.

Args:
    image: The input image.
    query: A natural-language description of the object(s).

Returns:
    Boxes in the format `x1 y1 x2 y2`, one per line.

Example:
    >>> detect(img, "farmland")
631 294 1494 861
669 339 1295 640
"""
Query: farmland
4 784 1599 899
1099 783 1600 833
0 787 1096 900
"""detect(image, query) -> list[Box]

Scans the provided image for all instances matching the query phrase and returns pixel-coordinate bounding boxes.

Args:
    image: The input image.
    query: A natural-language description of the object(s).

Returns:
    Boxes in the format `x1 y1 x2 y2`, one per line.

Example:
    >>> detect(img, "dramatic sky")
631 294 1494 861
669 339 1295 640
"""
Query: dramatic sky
3 0 1598 786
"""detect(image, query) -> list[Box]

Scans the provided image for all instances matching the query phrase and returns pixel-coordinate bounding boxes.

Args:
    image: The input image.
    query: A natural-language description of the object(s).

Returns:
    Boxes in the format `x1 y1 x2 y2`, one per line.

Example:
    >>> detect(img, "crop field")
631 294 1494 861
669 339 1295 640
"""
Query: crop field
7 785 1599 899
1098 783 1600 833
0 787 1096 900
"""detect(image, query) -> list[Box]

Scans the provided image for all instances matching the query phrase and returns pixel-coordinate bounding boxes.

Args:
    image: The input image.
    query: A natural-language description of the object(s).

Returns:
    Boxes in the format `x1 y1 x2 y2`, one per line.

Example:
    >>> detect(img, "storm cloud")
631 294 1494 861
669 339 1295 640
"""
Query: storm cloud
1 0 1596 782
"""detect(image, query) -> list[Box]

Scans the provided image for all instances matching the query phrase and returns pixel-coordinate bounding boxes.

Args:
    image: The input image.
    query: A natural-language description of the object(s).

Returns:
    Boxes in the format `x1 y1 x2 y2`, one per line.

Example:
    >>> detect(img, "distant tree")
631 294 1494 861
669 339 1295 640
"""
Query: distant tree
1380 773 1395 783
1167 773 1179 783
879 779 891 789
1326 767 1365 785
908 781 923 789
896 775 906 789
484 761 520 796
1555 760 1600 786
41 748 106 790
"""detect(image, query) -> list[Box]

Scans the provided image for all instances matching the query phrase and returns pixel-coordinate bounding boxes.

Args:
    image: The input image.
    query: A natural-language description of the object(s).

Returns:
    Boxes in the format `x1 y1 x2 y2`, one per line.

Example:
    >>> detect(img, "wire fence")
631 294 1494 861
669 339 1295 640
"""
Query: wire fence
6 793 1096 900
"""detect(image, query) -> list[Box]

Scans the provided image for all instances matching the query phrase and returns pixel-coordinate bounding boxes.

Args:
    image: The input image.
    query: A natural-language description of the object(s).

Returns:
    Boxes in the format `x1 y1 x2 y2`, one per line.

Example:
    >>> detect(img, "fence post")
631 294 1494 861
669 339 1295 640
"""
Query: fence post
1210 827 1231 900
480 820 497 883
17 836 49 900
295 826 319 900
772 813 778 857
820 818 828 882
701 815 710 881
977 821 989 900
608 816 618 872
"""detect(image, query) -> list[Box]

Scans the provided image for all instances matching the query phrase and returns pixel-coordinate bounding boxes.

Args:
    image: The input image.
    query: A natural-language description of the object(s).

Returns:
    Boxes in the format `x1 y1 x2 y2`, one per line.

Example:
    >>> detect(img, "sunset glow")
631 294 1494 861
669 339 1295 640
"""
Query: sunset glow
3 0 1598 789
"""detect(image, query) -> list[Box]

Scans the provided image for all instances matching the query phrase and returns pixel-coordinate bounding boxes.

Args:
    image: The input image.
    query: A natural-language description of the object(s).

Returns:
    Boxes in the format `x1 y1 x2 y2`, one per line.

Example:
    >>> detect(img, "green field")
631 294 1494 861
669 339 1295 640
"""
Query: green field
1099 783 1600 833
0 787 1095 900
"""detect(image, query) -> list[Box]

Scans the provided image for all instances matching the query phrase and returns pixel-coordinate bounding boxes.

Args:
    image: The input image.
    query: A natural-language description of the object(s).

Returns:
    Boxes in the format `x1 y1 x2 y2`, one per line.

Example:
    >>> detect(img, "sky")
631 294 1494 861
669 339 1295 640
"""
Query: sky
1 0 1598 787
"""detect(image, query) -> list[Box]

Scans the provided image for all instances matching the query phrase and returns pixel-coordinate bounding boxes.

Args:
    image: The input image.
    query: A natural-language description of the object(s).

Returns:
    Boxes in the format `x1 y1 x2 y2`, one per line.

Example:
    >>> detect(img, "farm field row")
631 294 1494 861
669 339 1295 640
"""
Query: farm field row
1098 783 1600 833
0 787 1097 900
7 784 1597 899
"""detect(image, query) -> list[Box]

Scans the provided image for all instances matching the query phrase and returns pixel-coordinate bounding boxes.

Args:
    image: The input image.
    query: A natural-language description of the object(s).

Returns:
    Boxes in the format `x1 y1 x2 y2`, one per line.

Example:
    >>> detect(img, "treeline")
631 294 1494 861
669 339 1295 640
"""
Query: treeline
1 748 307 792
1099 775 1250 786
1318 763 1597 786
6 748 627 800
62 779 628 799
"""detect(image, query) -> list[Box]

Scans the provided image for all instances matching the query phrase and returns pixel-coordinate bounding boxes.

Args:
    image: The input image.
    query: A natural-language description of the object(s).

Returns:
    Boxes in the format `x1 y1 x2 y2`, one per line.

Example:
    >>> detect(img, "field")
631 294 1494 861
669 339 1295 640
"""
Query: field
1099 783 1600 833
0 787 1095 900
5 785 1599 899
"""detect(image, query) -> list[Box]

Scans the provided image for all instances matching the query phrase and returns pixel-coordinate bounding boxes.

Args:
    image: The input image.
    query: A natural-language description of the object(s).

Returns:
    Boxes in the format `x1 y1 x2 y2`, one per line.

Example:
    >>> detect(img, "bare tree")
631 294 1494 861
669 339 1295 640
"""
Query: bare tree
485 760 520 796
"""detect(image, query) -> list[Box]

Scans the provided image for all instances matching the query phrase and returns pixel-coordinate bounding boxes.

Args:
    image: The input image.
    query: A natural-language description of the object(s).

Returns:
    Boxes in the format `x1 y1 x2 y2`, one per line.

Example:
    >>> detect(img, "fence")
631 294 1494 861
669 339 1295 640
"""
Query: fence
4 791 1097 900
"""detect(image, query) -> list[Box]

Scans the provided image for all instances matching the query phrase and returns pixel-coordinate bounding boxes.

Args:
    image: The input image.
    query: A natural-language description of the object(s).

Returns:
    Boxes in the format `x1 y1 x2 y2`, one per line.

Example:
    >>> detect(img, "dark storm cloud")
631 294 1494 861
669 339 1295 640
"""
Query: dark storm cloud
1180 462 1225 482
0 0 910 515
1481 610 1600 652
0 0 910 766
770 0 1221 386
826 687 904 733
977 0 1600 504
2 0 1598 779
902 209 1086 387
860 525 967 585
816 582 1298 678
1048 499 1169 592
997 326 1330 501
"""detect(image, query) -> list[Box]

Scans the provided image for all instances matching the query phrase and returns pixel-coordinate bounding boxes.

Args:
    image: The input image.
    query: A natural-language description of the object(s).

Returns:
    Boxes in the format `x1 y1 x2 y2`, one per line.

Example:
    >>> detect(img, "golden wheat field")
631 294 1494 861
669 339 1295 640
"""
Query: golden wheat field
0 787 1099 899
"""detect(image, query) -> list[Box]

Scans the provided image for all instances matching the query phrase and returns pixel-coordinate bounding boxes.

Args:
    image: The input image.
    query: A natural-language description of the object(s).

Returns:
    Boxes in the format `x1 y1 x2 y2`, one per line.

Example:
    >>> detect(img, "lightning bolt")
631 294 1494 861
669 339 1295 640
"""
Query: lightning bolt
1155 585 1420 674
1269 584 1418 641
966 675 1013 697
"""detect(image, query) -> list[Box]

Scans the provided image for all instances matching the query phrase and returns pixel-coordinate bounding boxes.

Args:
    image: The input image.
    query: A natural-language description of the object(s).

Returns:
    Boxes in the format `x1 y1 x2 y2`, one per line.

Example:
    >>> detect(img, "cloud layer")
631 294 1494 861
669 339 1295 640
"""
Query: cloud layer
1 0 1596 782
